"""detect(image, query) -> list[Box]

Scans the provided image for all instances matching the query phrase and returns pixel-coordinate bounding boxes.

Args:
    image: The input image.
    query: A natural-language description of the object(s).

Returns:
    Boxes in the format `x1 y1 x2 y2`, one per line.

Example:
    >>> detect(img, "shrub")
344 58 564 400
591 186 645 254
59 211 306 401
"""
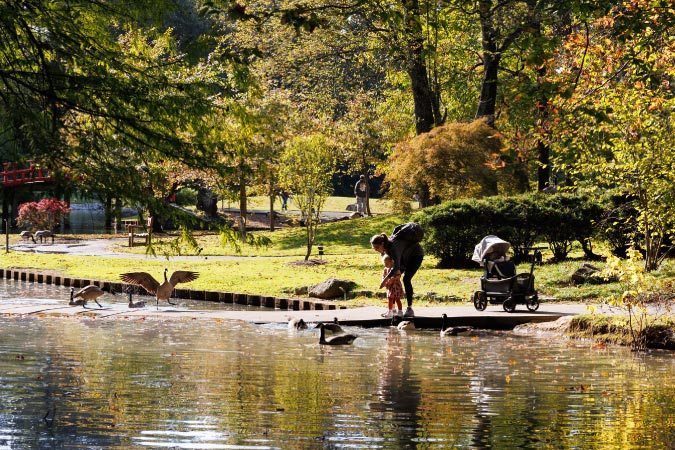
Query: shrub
17 199 70 231
595 193 640 258
536 194 602 261
387 119 501 212
415 198 494 268
175 188 198 207
416 193 605 268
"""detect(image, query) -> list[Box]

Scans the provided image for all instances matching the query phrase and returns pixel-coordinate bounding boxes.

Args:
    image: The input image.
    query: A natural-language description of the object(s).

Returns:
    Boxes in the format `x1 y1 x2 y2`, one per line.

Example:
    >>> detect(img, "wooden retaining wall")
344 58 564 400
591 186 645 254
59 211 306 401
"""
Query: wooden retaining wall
0 268 341 311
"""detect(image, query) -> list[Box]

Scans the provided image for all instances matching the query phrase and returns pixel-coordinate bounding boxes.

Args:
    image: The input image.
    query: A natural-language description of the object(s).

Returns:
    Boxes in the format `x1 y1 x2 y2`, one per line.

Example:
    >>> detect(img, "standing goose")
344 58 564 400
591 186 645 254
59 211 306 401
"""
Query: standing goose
20 231 36 243
69 285 113 308
120 268 199 308
318 323 358 346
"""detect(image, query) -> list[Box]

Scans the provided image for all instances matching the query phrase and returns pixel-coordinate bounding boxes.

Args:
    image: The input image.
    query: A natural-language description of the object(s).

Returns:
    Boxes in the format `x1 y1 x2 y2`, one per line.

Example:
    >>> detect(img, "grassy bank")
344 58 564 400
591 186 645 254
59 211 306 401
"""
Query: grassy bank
566 314 675 350
4 211 674 308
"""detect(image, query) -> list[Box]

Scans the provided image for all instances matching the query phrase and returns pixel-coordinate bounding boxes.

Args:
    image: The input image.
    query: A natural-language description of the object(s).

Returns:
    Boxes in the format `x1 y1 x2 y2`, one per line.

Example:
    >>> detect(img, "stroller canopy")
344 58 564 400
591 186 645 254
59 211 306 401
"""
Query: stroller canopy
472 235 511 266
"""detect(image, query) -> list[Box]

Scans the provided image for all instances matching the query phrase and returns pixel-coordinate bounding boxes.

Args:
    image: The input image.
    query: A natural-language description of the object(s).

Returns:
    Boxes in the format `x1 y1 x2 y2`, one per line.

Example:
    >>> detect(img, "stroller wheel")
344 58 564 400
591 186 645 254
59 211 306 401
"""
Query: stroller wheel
473 291 487 311
503 297 516 313
526 294 540 312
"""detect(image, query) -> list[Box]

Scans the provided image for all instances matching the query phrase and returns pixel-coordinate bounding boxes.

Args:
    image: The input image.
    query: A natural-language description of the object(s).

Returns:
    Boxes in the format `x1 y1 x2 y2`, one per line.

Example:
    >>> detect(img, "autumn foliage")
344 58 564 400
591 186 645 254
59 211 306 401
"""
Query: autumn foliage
17 199 71 231
386 119 502 212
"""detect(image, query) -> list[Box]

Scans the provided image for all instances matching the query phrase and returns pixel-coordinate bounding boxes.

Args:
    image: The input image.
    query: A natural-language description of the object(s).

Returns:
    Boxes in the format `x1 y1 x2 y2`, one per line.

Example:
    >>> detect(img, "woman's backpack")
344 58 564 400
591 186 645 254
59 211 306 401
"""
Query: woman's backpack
391 222 424 243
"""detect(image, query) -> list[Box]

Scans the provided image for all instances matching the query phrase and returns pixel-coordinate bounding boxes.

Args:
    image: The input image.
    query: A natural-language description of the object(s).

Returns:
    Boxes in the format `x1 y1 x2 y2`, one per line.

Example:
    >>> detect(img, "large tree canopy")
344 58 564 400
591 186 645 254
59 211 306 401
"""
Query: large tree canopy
0 0 229 196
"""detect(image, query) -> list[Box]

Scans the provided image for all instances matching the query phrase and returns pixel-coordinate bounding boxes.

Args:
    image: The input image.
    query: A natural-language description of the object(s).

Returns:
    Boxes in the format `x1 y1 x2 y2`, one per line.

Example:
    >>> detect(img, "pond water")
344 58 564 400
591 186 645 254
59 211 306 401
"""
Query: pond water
1 282 675 449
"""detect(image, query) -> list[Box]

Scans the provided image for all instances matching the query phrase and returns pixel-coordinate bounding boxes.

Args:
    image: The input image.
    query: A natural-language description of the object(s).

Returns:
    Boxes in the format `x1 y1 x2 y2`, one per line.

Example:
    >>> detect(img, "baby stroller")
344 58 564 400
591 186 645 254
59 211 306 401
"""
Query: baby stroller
471 235 540 313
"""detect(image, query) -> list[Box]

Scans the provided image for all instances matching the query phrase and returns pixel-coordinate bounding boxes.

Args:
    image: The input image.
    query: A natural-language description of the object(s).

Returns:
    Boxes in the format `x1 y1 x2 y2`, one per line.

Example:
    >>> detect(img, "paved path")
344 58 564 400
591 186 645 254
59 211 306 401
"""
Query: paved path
9 238 249 260
0 299 598 329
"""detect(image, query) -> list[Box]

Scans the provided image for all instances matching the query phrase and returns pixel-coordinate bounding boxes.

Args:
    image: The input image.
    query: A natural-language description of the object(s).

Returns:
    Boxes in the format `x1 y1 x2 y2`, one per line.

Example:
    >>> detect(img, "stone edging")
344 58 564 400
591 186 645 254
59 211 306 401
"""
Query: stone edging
0 268 342 311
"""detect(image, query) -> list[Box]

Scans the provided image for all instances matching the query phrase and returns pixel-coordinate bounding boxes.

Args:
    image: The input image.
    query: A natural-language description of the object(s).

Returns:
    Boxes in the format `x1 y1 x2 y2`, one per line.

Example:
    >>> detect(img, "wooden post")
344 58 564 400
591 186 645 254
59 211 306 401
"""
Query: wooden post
128 224 134 247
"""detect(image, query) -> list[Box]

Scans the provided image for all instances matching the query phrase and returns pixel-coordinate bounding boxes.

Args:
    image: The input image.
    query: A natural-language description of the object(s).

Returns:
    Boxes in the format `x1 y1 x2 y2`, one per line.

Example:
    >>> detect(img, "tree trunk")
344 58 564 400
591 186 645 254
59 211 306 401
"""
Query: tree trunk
536 54 551 191
404 0 442 135
239 180 247 242
401 0 445 207
408 58 437 136
475 47 500 126
364 176 372 216
103 195 113 232
475 0 501 127
537 140 551 191
114 198 122 233
268 185 275 232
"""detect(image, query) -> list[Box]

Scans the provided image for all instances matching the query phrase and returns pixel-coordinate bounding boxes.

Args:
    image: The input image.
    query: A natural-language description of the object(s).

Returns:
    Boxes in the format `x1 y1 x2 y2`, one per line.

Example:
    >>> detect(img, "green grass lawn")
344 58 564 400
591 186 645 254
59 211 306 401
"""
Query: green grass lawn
4 210 672 308
226 195 408 215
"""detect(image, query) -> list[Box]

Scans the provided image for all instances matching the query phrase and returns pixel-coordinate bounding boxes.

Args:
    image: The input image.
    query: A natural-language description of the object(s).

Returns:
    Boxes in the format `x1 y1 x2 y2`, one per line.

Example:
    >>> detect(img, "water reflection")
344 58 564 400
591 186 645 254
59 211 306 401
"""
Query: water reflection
1 283 675 449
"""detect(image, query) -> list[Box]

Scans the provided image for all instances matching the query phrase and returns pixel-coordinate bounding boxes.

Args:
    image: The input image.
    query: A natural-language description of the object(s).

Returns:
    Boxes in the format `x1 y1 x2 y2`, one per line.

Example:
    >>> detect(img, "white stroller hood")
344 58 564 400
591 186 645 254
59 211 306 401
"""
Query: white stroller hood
472 235 511 266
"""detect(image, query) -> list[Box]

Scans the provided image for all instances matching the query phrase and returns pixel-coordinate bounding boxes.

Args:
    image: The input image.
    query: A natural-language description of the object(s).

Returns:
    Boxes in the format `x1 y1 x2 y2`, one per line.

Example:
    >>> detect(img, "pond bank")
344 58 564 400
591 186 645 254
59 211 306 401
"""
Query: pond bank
514 314 675 350
0 267 592 329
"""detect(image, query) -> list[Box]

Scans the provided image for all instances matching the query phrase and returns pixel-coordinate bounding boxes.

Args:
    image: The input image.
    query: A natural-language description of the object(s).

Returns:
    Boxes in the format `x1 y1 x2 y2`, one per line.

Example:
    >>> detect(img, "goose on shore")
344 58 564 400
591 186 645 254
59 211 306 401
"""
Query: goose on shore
20 231 36 243
318 323 358 345
69 285 114 308
120 268 199 308
34 230 54 243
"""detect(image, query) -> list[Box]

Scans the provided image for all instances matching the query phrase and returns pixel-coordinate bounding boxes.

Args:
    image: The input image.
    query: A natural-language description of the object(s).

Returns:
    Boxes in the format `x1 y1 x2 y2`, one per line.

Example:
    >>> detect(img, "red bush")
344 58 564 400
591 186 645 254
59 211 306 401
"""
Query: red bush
17 199 70 231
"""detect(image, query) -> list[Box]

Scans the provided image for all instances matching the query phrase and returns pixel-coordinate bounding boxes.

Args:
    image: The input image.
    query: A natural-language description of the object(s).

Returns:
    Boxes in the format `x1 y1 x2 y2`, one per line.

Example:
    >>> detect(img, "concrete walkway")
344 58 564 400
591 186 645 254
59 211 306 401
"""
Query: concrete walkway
0 299 598 329
9 238 247 260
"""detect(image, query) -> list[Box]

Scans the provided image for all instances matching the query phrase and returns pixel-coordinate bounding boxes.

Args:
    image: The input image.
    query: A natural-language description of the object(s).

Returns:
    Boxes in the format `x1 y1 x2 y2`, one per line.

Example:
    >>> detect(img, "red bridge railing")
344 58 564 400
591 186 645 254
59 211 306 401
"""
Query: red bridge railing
0 161 53 187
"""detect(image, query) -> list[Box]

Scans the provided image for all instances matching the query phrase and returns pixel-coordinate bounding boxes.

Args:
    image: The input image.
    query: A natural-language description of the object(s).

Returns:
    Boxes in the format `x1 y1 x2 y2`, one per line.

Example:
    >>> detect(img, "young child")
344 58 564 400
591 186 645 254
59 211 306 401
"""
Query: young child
381 253 404 318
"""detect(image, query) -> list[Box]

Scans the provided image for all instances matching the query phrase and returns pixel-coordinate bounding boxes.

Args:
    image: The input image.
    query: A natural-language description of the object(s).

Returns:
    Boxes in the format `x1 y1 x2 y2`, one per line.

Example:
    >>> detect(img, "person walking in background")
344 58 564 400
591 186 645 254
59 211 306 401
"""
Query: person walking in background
370 227 424 318
380 253 404 318
354 174 368 216
279 189 289 211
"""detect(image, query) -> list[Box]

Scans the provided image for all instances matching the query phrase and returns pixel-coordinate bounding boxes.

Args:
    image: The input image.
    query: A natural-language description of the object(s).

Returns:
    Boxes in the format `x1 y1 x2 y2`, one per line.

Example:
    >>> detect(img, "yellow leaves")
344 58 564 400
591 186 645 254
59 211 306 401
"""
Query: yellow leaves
505 374 511 384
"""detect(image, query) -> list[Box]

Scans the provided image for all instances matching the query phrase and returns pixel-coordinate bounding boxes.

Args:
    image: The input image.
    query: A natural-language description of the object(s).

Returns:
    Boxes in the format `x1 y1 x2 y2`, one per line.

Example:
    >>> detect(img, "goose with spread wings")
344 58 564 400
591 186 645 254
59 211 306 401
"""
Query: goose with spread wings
120 268 199 308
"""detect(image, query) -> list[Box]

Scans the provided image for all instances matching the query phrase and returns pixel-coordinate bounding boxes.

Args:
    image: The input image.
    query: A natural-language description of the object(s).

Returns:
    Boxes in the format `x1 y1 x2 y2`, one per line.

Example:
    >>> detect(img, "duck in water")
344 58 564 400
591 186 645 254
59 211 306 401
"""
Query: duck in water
318 323 358 345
